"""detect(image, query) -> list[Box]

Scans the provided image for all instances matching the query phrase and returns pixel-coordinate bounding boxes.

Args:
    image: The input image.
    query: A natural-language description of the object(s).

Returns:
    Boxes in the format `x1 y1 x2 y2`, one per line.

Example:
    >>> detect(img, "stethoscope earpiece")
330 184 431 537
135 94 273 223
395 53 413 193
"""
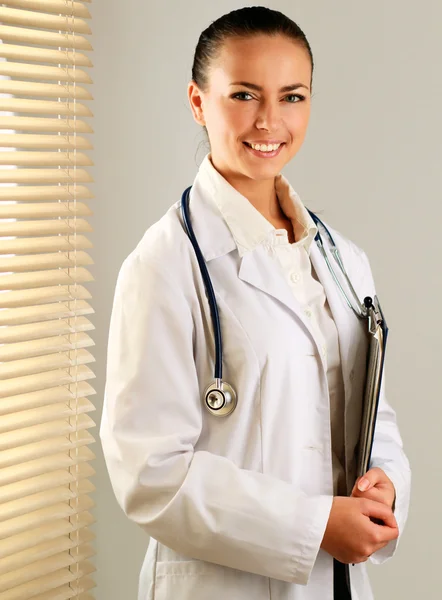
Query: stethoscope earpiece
204 380 237 417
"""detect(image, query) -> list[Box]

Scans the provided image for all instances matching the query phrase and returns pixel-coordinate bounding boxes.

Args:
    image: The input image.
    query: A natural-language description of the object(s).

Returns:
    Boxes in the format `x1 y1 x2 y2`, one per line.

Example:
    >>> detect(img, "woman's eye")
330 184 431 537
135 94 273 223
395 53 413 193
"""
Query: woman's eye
285 94 305 103
232 92 253 101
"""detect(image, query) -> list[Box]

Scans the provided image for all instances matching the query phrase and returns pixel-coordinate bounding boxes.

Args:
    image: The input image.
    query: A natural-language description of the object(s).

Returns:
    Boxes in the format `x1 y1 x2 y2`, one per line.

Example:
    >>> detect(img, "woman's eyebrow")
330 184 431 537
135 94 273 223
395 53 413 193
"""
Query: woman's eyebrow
229 81 309 92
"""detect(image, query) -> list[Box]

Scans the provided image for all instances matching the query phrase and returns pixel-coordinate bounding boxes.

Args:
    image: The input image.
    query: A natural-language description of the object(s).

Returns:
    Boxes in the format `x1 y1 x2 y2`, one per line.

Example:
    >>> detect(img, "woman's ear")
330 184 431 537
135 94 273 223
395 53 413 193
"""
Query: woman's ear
187 81 206 126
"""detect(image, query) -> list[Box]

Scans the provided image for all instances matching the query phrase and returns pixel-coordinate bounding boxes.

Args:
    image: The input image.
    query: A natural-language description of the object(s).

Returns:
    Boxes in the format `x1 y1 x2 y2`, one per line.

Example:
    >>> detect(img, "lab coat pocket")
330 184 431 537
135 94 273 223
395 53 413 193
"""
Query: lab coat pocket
154 560 269 600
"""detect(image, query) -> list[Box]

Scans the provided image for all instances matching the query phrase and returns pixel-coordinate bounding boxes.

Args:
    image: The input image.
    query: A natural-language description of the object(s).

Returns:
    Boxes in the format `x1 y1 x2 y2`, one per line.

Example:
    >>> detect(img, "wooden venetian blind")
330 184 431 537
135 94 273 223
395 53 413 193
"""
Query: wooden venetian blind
0 1 96 599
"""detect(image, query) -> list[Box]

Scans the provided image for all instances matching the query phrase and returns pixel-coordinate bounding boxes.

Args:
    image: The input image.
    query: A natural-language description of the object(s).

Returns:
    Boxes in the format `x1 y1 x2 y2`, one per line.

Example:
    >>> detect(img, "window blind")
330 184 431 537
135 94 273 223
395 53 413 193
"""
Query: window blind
0 1 95 599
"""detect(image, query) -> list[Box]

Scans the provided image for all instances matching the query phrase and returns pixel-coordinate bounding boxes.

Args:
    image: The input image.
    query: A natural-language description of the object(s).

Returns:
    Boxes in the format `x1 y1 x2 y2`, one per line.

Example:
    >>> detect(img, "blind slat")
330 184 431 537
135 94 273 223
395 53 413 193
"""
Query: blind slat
0 302 93 328
0 332 94 362
0 316 94 344
0 152 92 168
0 363 95 398
0 430 94 472
0 168 93 184
0 184 93 201
0 218 92 236
0 267 94 291
0 545 95 594
0 398 95 432
0 349 95 383
0 560 95 600
1 7 91 35
0 61 91 83
0 117 92 133
0 381 95 416
0 203 92 220
0 497 94 541
0 250 93 273
0 413 95 453
0 347 95 381
31 580 95 600
0 464 94 505
0 529 94 577
0 44 92 68
0 79 92 98
0 483 95 524
0 99 92 117
0 446 95 488
0 430 95 472
2 1 90 20
0 516 94 561
0 330 95 362
0 25 92 51
0 133 92 150
0 285 91 310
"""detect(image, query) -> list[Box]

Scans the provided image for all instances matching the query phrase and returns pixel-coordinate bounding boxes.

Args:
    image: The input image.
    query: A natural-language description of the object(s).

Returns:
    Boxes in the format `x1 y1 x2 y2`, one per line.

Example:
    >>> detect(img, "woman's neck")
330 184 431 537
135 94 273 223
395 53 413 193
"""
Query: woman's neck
210 156 285 222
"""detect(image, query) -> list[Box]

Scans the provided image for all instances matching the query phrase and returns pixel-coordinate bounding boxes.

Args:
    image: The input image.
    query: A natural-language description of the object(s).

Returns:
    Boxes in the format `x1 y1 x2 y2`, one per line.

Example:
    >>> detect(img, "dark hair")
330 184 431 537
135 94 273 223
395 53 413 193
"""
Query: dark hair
191 6 314 93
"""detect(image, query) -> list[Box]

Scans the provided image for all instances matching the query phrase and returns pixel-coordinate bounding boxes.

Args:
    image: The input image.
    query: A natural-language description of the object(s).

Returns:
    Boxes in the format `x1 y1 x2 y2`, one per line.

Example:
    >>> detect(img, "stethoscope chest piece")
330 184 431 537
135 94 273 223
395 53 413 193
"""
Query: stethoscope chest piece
204 380 237 417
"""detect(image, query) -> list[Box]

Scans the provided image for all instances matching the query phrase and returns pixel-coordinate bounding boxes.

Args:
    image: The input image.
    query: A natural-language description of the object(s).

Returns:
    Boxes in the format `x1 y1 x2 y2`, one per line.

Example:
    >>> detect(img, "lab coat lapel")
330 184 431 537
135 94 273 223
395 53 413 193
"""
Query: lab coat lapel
188 170 332 359
238 246 326 354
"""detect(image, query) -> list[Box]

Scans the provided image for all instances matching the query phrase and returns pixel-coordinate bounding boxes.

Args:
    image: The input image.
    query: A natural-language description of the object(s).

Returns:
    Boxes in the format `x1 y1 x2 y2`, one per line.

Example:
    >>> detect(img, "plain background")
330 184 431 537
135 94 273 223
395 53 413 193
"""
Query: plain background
89 1 441 598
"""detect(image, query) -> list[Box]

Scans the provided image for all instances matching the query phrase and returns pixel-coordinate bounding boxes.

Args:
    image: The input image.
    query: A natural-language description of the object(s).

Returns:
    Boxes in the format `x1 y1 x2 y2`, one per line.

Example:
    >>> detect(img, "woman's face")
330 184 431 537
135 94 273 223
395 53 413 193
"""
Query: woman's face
188 34 312 182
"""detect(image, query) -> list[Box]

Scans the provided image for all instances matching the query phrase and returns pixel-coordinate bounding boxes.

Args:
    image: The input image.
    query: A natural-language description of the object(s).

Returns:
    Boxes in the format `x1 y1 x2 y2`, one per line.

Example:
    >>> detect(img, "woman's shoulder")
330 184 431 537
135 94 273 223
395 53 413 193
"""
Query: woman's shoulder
126 199 192 267
115 200 197 295
318 219 372 276
317 218 366 259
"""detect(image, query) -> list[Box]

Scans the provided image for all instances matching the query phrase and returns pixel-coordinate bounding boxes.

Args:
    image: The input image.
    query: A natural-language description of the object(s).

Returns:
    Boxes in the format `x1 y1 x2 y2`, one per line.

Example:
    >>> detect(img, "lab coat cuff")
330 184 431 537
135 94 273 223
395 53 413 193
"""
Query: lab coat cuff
293 494 334 585
369 465 411 565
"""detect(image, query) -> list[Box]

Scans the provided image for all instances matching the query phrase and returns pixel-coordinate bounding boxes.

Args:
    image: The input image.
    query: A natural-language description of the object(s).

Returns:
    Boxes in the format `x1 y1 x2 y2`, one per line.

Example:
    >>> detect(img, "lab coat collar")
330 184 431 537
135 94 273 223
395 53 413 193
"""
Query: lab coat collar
185 153 336 361
189 153 317 261
186 160 237 263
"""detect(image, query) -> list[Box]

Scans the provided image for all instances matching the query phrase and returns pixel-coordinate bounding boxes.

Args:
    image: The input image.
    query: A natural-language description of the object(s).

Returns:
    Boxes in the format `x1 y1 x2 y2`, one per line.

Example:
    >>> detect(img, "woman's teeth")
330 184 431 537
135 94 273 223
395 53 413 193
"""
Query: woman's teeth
247 142 282 152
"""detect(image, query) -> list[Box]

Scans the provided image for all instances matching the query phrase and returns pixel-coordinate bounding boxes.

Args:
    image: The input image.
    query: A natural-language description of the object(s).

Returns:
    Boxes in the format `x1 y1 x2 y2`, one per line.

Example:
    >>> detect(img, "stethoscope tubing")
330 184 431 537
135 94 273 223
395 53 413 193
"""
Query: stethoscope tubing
181 186 224 380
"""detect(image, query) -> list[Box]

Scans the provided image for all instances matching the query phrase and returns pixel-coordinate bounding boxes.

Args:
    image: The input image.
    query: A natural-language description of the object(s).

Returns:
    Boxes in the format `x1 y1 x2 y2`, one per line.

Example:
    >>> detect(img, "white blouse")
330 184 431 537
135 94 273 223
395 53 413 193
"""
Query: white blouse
202 154 347 496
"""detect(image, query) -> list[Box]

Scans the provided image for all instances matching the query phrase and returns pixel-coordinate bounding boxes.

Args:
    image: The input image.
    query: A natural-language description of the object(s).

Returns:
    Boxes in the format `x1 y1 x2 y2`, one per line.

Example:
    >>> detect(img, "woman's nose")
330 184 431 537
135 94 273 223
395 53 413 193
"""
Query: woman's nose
255 100 281 131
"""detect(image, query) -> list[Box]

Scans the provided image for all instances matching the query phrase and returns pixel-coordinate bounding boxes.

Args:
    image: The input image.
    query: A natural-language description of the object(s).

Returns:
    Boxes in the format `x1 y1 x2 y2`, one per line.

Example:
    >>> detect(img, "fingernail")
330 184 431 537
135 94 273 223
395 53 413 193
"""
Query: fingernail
358 478 370 492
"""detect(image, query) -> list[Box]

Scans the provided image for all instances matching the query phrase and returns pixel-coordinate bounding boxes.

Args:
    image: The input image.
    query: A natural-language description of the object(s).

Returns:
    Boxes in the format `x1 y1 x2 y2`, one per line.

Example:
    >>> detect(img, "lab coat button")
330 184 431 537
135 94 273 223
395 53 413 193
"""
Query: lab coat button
304 307 312 318
290 272 300 284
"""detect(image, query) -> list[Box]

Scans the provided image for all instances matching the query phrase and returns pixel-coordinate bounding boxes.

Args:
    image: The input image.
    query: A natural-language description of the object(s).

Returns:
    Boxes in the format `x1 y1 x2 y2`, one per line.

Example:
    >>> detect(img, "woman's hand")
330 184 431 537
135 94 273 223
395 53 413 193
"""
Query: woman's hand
320 497 398 564
351 467 396 510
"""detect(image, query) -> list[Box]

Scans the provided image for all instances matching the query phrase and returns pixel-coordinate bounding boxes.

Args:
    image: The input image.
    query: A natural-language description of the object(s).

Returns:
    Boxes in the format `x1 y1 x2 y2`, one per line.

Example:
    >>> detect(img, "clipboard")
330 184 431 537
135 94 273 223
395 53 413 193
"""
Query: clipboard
356 295 389 479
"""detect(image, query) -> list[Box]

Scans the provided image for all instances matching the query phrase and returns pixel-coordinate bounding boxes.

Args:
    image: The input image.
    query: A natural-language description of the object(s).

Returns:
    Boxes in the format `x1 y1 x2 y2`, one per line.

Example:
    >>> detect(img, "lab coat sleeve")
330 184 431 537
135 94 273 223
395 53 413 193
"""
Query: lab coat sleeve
358 250 412 565
99 250 333 586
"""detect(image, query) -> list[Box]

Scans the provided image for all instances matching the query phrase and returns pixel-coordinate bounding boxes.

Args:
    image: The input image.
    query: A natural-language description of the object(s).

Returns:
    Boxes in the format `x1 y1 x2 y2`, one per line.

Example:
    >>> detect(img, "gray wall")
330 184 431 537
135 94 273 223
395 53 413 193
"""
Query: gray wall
90 1 441 598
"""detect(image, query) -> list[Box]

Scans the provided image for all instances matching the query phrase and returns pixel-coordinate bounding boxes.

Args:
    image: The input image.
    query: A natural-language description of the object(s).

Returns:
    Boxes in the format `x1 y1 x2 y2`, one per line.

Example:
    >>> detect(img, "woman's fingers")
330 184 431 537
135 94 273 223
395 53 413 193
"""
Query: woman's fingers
362 498 398 531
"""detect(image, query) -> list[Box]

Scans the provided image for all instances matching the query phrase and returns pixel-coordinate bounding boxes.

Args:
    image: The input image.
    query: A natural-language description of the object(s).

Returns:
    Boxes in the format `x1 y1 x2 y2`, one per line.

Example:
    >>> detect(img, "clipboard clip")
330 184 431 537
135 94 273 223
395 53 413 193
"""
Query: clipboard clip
364 296 388 335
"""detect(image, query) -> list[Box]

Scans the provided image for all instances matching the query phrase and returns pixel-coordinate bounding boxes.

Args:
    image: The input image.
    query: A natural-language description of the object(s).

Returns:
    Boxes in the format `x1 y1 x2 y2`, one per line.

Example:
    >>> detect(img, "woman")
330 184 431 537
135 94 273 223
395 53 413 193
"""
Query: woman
100 7 411 600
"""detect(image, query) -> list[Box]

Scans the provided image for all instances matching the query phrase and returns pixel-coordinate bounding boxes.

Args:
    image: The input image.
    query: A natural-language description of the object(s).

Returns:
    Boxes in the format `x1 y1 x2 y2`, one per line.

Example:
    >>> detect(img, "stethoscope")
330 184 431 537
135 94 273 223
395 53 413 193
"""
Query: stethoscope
180 185 375 417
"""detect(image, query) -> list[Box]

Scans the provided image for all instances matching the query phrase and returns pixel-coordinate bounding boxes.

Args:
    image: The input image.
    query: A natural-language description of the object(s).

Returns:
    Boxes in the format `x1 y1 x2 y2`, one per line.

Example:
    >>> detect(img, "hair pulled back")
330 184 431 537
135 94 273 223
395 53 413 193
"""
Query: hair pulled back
191 6 314 92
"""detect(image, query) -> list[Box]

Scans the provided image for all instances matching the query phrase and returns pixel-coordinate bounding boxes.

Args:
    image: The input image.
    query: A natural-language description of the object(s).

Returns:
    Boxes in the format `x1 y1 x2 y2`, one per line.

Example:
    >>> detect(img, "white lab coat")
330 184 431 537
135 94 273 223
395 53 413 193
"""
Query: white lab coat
100 168 411 600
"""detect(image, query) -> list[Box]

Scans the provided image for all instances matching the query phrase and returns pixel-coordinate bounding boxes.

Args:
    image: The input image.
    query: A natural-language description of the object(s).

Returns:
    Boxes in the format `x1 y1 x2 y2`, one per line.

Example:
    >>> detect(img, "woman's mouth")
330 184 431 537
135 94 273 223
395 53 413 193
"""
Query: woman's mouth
243 141 285 158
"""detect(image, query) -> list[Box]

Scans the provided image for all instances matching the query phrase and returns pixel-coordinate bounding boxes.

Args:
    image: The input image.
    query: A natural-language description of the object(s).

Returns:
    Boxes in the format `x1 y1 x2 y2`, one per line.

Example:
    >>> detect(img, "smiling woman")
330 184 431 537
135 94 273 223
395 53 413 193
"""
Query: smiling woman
100 6 411 600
